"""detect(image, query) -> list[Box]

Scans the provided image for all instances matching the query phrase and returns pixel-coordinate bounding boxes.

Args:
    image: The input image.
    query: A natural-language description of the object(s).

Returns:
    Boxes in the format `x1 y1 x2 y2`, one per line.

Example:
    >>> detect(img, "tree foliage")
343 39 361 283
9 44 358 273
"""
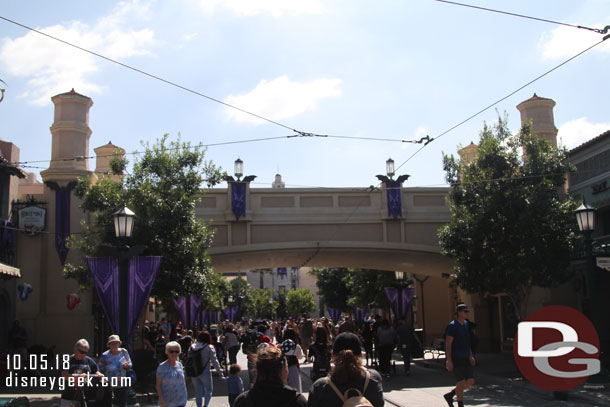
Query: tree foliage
286 288 316 317
249 288 276 319
65 135 226 305
310 267 407 312
438 117 578 318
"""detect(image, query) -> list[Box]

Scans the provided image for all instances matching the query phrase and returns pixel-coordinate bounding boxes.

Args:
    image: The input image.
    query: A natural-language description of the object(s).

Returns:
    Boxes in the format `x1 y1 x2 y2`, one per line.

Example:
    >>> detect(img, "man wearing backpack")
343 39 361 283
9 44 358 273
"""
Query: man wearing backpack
443 304 476 407
187 331 224 407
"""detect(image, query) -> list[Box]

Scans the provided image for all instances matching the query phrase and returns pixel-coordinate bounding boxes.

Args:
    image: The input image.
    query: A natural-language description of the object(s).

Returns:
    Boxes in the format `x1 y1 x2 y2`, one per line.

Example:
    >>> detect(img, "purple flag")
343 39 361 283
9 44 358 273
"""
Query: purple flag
2 220 15 249
174 297 188 327
231 182 247 220
328 307 341 323
223 306 239 322
127 256 161 341
201 310 208 327
353 306 368 323
384 287 400 318
88 257 120 334
190 295 203 329
45 181 77 265
277 267 287 278
401 287 415 318
386 183 403 219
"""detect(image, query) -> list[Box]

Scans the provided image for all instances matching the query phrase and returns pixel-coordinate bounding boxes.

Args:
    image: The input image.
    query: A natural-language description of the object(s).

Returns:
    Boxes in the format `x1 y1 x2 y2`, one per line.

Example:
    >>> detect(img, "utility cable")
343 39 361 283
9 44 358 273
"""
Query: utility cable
434 0 610 35
0 15 302 133
394 36 609 174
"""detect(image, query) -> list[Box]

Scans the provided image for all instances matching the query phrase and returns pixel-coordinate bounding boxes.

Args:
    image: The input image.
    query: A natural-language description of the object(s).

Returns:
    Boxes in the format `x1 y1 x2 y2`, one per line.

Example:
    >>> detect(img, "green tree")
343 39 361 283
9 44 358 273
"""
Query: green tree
345 269 402 310
249 288 276 319
309 267 350 310
65 135 226 305
286 288 316 317
438 117 578 319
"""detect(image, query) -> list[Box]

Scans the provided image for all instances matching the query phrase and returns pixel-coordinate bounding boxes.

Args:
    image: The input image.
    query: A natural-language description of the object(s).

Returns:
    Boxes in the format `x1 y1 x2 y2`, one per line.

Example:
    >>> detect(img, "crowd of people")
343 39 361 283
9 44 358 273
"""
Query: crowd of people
18 304 476 407
145 314 422 407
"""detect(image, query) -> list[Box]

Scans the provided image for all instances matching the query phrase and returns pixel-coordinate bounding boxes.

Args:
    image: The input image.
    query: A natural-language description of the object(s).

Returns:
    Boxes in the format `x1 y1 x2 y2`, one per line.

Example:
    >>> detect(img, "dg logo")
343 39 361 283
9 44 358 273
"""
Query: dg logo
514 305 600 391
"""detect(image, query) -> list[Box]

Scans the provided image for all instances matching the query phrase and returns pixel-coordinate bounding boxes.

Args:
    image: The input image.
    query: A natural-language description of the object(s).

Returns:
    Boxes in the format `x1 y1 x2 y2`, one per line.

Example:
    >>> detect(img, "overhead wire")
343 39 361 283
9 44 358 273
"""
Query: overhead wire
394 36 609 174
0 15 301 134
434 0 610 35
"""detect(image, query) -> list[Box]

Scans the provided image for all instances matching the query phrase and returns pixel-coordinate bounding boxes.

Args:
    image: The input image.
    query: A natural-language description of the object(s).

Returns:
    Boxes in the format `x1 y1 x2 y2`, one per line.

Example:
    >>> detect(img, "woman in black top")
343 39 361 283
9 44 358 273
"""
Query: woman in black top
308 332 384 407
234 346 307 407
308 327 331 382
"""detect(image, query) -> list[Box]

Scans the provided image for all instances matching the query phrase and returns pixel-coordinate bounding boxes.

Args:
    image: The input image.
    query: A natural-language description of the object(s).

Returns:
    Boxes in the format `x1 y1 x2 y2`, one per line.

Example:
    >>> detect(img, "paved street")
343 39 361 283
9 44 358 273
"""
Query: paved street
3 350 609 406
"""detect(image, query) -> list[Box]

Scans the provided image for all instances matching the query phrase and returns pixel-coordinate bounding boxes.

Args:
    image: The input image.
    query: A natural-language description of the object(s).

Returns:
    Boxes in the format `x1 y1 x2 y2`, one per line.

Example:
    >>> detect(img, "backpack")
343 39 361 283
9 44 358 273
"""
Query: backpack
184 345 208 377
241 329 259 355
325 370 373 407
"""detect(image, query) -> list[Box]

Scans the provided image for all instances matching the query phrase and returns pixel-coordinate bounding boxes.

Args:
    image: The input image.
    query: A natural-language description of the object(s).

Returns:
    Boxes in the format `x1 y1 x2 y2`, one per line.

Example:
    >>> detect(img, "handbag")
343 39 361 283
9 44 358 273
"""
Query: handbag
121 349 136 382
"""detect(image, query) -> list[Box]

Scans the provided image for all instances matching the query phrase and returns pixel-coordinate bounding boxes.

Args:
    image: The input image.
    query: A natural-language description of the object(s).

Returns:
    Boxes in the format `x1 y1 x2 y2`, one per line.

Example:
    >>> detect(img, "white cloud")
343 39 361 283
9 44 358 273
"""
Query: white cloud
224 76 342 125
539 25 610 60
0 0 156 105
198 0 325 18
558 117 610 149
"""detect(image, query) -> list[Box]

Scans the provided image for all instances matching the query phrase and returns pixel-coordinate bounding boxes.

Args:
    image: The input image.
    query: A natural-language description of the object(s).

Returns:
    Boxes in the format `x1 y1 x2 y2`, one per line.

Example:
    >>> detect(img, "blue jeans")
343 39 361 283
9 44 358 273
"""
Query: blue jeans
191 368 213 407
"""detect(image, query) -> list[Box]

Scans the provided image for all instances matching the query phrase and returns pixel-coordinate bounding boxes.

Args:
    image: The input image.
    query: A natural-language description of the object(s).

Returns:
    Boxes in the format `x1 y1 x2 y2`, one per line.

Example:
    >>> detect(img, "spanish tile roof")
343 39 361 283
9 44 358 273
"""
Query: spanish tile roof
569 130 610 156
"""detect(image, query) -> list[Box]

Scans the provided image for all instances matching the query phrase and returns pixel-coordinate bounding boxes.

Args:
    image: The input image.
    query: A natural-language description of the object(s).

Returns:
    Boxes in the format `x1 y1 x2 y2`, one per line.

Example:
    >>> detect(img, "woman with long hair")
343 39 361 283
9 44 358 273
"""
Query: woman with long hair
308 332 384 407
308 327 331 382
234 346 307 407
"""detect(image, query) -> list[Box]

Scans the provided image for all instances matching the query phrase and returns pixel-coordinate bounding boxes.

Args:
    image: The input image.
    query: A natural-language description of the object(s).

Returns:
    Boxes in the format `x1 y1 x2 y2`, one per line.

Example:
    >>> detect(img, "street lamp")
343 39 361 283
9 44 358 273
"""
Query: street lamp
113 207 135 238
575 201 597 322
112 206 136 360
234 158 243 181
394 271 404 280
386 158 395 179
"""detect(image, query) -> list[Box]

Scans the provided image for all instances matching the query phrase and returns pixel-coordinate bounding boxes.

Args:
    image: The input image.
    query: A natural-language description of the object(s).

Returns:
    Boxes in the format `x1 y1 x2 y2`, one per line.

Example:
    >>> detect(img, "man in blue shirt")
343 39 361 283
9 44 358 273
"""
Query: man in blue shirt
444 304 476 407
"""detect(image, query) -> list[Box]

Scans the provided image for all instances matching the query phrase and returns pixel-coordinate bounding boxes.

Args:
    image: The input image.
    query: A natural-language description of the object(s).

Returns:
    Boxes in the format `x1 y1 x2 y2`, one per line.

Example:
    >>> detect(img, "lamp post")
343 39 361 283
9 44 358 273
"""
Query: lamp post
234 158 243 181
113 207 136 347
575 201 597 321
269 297 274 319
386 158 395 179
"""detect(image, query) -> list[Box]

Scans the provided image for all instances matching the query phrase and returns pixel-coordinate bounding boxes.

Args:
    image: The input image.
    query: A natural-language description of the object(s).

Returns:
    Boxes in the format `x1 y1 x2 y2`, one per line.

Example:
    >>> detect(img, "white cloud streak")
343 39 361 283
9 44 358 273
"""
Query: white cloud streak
198 0 325 18
0 0 156 105
539 25 610 60
224 76 342 125
558 117 610 149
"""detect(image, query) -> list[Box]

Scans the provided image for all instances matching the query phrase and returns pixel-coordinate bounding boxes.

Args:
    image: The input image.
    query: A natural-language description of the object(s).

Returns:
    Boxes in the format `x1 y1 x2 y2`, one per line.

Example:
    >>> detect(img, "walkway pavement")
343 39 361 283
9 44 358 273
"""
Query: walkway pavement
2 351 609 406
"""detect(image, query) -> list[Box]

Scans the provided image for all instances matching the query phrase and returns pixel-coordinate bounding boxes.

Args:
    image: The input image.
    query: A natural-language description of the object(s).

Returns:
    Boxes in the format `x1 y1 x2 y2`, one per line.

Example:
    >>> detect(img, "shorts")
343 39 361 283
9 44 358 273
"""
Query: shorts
452 357 474 381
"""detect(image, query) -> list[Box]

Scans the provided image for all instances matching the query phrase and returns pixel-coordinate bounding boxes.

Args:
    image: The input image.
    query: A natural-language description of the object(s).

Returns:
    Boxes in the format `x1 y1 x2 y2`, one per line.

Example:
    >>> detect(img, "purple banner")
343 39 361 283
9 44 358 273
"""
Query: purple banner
328 307 341 323
2 220 15 249
88 257 120 334
384 287 400 318
173 297 188 327
128 256 161 341
190 295 203 328
89 256 160 342
277 267 287 278
353 306 368 323
386 183 402 219
223 305 239 322
401 287 415 318
46 181 77 265
231 182 247 220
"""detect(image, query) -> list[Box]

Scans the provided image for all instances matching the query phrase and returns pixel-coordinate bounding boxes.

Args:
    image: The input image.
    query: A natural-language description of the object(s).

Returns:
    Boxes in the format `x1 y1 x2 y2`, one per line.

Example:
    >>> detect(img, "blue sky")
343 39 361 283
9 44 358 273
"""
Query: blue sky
2 0 609 189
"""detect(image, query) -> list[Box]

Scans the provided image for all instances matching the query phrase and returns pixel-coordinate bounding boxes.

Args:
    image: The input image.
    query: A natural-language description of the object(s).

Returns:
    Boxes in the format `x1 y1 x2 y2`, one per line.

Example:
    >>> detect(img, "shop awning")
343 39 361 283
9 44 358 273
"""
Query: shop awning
0 262 21 278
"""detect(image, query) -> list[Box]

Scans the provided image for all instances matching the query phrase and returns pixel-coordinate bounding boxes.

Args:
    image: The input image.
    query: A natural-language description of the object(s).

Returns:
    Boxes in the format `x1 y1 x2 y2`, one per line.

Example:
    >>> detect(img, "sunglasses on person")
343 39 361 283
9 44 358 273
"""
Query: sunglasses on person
167 350 180 354
459 309 470 313
76 348 88 354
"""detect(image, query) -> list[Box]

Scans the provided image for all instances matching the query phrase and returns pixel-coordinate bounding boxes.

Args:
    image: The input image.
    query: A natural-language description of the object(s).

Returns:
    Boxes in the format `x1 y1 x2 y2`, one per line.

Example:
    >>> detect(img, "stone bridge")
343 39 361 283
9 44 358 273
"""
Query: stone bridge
197 186 454 275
